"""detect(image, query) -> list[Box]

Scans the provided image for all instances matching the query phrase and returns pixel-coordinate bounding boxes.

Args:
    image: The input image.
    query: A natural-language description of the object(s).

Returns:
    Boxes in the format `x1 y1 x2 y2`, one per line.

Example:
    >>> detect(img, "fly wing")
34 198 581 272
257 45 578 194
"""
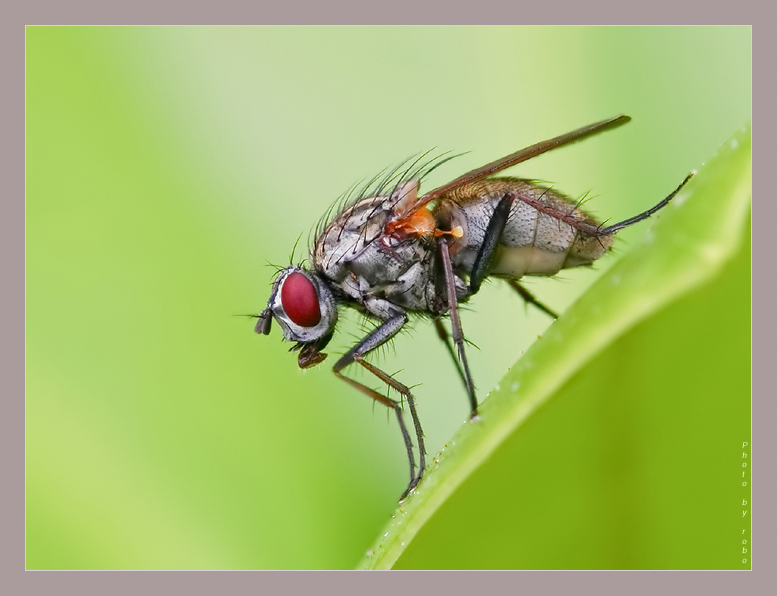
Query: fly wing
396 114 631 219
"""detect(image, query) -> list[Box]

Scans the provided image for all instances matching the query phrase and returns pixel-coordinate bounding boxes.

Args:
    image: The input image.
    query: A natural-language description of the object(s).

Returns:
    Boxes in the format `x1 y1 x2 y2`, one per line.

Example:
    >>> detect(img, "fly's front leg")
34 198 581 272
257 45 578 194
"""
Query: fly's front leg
334 367 419 497
332 312 426 499
438 238 479 419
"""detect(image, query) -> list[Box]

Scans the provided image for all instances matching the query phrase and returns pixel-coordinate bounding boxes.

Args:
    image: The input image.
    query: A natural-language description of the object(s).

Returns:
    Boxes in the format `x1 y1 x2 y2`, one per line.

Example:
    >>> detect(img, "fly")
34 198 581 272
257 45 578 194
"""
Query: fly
254 115 693 499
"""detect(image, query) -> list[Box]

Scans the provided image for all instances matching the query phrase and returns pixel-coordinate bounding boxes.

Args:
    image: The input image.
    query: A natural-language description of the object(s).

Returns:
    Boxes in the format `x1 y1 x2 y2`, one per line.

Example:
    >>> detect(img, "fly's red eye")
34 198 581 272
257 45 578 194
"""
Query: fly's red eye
281 272 322 327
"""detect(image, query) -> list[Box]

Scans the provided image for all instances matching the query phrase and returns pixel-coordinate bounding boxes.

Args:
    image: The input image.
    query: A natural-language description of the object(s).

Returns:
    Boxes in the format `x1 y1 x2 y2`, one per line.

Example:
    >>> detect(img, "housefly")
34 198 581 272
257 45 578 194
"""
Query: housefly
254 115 692 499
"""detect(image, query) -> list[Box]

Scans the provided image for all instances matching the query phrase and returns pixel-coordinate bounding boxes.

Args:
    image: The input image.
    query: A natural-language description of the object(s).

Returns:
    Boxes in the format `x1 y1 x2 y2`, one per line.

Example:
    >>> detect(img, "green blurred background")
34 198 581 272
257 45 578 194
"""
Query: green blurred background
27 27 750 569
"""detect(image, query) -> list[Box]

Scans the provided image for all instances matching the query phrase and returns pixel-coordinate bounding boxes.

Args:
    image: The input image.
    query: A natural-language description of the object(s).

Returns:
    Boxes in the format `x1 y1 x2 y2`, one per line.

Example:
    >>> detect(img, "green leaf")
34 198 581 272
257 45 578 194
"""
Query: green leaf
358 123 751 570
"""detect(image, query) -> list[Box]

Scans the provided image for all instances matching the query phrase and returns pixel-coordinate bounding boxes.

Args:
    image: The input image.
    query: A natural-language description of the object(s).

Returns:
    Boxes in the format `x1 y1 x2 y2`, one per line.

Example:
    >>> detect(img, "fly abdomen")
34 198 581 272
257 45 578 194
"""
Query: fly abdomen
433 177 613 280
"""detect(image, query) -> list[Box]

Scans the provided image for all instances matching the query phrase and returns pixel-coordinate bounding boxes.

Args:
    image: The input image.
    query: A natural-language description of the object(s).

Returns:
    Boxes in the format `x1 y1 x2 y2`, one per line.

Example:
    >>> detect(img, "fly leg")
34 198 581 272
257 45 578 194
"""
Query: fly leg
437 190 524 417
433 318 468 393
333 313 426 499
334 367 420 499
469 191 560 323
469 192 515 294
506 280 560 320
594 172 694 235
547 172 695 239
438 191 541 415
469 189 560 318
438 238 479 419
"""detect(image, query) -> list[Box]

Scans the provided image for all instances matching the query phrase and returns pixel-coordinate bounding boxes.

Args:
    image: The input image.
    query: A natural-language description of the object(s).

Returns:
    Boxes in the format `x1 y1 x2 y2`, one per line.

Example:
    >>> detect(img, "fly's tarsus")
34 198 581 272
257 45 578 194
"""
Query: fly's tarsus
596 171 694 235
333 355 426 498
357 358 426 481
507 280 560 320
335 367 418 485
329 314 427 495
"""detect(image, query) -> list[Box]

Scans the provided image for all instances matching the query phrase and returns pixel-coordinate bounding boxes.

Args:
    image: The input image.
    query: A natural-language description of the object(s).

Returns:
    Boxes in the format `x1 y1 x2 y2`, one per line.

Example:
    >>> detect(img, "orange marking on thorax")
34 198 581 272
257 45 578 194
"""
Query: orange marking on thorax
386 208 463 239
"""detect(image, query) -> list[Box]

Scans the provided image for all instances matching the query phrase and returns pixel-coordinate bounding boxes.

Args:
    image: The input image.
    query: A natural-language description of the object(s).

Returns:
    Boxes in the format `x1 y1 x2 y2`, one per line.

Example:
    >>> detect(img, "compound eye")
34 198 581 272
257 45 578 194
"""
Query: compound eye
280 272 322 327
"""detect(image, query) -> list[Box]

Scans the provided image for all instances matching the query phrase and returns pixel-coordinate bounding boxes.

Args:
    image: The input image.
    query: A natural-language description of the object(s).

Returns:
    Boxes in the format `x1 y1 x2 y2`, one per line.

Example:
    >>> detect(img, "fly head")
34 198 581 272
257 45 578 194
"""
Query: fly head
256 266 338 369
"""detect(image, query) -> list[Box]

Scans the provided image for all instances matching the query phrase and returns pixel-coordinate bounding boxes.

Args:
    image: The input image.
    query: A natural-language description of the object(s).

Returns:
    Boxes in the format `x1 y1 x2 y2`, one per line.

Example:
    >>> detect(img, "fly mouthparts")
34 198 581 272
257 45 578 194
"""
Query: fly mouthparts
298 345 328 369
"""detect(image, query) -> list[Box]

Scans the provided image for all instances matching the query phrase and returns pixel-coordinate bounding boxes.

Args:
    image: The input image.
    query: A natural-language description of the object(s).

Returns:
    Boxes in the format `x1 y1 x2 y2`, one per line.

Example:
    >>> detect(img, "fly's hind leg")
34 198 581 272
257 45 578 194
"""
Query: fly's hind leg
471 191 559 317
594 172 694 235
506 280 560 320
333 313 426 499
469 192 515 294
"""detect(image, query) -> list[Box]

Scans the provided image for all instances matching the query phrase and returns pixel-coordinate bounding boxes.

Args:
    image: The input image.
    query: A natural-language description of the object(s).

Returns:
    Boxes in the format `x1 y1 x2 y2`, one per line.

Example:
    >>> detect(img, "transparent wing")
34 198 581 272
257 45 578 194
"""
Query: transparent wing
396 114 631 219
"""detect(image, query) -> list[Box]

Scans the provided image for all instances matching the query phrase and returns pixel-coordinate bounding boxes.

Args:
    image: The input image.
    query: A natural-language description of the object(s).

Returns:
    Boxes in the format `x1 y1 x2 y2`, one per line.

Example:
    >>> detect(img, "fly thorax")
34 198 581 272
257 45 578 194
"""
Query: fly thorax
434 196 488 271
313 196 391 283
350 236 427 285
375 258 436 312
